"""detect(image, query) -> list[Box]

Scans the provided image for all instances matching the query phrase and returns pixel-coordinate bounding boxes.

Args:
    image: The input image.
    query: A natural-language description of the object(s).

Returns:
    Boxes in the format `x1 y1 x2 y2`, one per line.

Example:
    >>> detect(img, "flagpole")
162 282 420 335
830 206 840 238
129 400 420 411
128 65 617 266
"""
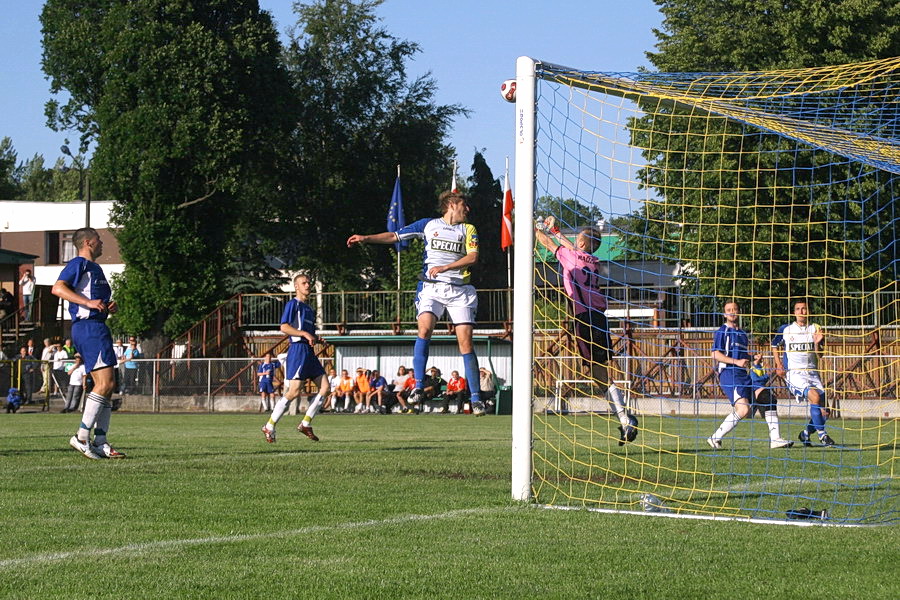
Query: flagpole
396 164 401 292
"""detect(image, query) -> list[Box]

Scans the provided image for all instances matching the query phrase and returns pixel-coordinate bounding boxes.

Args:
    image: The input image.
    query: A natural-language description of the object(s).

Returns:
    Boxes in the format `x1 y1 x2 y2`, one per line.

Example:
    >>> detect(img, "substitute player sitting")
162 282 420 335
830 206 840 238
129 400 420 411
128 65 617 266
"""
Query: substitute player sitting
347 191 486 416
772 299 834 447
261 273 329 443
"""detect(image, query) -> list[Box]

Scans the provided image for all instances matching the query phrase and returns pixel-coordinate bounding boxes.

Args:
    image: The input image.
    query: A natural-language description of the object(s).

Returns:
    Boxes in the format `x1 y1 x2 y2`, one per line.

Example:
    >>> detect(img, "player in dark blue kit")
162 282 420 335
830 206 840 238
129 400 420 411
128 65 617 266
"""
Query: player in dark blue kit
51 227 125 459
262 274 329 443
257 352 280 412
706 301 792 450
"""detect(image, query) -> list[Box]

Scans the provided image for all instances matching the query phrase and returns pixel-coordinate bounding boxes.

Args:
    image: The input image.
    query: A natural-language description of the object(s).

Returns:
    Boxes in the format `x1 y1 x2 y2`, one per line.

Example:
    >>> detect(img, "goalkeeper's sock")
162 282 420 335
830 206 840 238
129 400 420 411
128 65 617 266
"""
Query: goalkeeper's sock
304 394 323 422
606 384 629 427
92 397 113 446
268 397 291 427
462 352 481 402
78 392 106 443
763 410 782 440
810 404 826 431
712 412 742 440
413 337 430 388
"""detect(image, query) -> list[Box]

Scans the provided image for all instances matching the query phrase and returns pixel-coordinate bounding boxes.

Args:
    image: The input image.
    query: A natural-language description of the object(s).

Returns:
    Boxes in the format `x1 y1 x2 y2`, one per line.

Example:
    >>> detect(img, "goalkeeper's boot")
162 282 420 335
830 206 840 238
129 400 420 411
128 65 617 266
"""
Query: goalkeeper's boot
262 425 276 444
706 437 723 450
298 422 320 442
818 432 835 447
92 442 127 458
770 438 794 449
69 435 103 460
471 401 486 416
798 430 812 447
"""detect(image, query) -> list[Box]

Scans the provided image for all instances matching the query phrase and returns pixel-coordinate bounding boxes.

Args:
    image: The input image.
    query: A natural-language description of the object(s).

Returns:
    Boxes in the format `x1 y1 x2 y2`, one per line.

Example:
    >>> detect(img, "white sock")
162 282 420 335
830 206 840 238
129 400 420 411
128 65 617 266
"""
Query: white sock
93 400 112 446
764 410 782 440
343 396 350 411
78 393 106 442
268 397 291 427
712 412 742 441
304 395 323 421
606 385 629 427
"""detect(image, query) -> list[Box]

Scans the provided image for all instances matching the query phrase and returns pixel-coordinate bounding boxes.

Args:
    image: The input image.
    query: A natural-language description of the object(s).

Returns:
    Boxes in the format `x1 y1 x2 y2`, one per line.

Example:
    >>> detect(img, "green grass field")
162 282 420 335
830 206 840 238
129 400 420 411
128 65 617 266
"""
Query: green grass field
1 412 897 599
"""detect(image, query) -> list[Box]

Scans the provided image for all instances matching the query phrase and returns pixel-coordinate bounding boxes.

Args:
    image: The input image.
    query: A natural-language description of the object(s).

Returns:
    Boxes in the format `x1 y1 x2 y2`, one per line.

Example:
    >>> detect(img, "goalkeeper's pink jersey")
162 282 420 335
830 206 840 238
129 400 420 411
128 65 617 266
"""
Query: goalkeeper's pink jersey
555 246 607 314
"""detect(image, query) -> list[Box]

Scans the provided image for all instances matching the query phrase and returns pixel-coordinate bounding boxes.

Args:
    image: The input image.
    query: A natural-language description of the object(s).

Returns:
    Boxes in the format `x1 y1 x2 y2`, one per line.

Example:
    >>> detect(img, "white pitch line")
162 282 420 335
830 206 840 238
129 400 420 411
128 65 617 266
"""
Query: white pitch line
0 506 515 569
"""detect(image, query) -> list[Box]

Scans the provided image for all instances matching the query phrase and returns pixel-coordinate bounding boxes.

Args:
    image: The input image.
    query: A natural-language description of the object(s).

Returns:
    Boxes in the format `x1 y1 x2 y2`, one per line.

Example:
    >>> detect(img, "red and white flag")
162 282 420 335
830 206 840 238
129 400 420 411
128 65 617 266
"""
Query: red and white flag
451 159 459 193
501 160 514 250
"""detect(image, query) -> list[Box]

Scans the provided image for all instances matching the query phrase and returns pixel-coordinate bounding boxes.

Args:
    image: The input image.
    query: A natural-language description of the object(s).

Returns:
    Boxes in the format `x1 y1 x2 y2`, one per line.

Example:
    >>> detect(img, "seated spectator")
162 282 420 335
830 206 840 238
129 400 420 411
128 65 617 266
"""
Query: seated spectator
479 367 497 410
423 367 445 402
324 367 341 412
391 365 411 395
353 367 371 414
332 369 355 413
395 368 417 406
442 370 468 414
367 369 388 413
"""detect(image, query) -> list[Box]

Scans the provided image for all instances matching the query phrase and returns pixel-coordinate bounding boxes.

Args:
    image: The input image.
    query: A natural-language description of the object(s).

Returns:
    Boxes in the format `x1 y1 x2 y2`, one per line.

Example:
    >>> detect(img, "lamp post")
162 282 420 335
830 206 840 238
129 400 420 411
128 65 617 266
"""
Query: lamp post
60 145 89 227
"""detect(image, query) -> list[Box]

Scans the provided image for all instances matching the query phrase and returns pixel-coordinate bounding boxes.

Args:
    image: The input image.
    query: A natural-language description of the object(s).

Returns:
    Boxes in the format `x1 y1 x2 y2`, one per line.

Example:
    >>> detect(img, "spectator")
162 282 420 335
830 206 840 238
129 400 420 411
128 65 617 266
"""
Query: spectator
395 368 417 406
0 287 14 318
384 366 415 414
19 269 35 321
323 367 341 412
62 355 86 413
479 367 496 409
391 366 410 394
333 369 355 413
14 346 37 405
353 367 371 413
52 343 70 397
5 387 22 413
422 367 445 402
366 369 388 413
39 338 54 394
61 338 76 359
26 338 37 357
442 370 468 414
120 338 141 394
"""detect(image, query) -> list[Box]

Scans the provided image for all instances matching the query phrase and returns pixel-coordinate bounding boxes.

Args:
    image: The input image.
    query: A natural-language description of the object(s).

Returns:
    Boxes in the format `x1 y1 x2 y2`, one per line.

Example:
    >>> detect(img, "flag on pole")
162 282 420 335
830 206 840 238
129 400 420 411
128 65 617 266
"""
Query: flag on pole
450 159 459 193
501 160 514 250
387 173 408 252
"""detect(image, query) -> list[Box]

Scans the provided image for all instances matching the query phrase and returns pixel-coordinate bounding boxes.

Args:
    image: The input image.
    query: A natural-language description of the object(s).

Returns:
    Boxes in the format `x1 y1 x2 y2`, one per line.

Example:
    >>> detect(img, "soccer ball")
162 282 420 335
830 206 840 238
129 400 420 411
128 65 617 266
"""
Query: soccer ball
500 79 517 102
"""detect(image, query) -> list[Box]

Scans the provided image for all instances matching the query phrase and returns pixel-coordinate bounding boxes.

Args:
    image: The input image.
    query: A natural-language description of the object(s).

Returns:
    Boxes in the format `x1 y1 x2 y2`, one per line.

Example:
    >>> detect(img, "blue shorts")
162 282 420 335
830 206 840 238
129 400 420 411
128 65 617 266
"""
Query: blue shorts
718 368 753 406
284 342 325 381
72 319 116 373
259 380 275 394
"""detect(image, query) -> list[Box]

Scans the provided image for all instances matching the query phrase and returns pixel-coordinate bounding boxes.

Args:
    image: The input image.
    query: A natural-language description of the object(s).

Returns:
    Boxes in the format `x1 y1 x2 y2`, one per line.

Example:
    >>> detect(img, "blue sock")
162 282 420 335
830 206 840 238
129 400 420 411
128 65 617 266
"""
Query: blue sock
810 404 826 432
414 337 430 388
462 352 481 402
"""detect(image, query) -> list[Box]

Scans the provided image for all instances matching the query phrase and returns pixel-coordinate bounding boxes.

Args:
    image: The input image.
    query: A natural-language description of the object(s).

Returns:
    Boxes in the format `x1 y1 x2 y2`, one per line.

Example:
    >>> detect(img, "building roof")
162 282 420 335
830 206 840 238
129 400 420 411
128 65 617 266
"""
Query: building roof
0 248 38 265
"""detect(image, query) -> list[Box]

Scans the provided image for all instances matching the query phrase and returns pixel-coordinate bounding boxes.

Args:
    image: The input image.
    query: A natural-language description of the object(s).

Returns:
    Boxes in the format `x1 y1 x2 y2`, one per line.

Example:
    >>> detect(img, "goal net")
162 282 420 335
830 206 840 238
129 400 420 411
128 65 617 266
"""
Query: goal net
511 56 899 525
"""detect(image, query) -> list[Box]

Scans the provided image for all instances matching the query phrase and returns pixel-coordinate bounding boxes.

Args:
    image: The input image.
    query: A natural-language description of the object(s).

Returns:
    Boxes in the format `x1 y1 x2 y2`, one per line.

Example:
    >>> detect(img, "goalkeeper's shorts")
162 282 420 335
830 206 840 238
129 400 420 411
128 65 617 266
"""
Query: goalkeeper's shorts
573 310 613 364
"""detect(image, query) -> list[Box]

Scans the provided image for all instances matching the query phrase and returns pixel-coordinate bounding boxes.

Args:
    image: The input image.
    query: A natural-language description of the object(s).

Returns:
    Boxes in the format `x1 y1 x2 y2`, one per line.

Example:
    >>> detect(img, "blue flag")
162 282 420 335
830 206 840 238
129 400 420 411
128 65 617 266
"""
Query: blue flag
387 176 408 251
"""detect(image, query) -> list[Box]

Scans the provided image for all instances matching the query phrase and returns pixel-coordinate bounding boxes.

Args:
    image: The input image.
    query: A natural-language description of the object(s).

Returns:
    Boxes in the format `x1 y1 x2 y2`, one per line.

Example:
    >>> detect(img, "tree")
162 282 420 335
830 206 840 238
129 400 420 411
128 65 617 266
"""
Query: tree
41 0 298 352
465 151 506 290
624 0 900 330
0 138 20 199
279 0 464 290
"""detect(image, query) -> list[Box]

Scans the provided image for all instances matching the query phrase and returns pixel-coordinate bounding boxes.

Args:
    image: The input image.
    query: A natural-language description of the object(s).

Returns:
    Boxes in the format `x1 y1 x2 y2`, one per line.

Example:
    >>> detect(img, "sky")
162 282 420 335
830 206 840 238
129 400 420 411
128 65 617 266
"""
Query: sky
0 0 664 191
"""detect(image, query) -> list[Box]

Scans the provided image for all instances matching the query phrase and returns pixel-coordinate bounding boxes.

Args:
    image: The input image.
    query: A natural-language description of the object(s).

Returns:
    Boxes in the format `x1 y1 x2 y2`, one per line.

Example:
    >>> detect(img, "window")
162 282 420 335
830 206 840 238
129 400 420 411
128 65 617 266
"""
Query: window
61 233 76 262
46 232 60 264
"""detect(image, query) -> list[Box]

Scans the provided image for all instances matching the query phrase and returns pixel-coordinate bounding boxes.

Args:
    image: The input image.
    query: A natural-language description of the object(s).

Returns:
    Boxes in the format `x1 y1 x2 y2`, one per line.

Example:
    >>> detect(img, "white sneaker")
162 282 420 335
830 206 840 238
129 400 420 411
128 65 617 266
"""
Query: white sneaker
471 401 486 416
770 438 794 449
69 435 103 459
706 437 722 450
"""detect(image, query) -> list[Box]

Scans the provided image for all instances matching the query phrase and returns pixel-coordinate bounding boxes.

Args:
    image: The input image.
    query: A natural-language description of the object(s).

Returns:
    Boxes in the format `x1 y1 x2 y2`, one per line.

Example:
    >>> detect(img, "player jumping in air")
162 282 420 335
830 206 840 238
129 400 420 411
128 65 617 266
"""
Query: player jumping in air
262 273 329 443
346 191 486 416
535 216 637 444
772 299 835 447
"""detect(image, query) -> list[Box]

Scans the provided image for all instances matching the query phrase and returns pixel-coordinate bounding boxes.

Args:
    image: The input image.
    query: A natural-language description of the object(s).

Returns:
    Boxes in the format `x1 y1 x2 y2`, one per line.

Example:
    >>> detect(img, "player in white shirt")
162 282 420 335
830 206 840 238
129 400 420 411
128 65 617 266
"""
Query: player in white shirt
347 191 485 416
772 300 834 446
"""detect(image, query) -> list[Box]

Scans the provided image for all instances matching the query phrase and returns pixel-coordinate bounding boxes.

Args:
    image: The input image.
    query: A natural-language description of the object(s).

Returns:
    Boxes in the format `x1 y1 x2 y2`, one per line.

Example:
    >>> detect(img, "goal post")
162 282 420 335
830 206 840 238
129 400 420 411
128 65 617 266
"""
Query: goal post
510 55 900 524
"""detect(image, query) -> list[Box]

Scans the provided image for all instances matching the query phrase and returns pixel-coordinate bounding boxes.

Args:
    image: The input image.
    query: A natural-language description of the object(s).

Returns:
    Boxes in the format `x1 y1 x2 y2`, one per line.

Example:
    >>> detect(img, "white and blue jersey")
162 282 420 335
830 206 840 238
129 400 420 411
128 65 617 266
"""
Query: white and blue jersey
258 360 280 394
57 257 112 322
57 257 115 372
772 322 825 400
280 299 325 381
712 324 752 404
395 217 479 285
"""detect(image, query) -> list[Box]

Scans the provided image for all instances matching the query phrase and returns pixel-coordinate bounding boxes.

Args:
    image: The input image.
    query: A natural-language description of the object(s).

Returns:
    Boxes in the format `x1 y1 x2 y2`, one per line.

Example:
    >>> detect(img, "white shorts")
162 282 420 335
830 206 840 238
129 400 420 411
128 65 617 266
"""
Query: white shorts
785 370 824 401
415 281 478 325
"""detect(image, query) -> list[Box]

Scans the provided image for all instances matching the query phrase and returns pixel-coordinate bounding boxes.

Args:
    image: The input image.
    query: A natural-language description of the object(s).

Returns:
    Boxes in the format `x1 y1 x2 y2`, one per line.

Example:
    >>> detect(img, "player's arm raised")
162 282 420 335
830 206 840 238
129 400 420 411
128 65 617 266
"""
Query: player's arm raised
347 232 399 246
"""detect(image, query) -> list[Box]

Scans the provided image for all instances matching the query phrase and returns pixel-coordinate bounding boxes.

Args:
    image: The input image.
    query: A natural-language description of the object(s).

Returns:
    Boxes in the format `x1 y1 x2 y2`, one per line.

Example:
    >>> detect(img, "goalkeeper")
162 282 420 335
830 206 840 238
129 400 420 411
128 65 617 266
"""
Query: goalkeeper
535 216 637 444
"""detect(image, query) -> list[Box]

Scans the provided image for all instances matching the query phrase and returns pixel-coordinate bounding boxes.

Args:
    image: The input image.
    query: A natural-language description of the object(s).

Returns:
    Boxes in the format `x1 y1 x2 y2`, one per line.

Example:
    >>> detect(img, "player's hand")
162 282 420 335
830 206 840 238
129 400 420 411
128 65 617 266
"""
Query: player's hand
107 301 118 314
734 358 749 369
347 234 365 247
775 367 785 379
427 265 445 279
85 298 107 312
